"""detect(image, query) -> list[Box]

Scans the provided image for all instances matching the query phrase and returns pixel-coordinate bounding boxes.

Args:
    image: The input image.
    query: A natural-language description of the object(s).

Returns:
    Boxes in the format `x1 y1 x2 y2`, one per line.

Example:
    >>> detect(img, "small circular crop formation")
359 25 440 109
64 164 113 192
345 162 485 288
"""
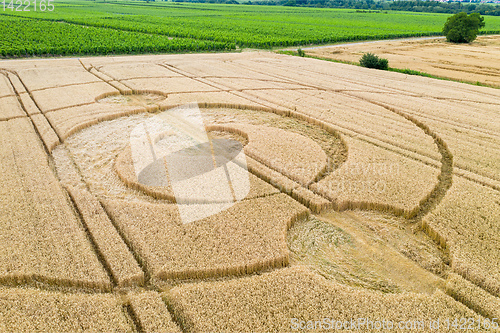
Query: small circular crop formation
115 128 250 203
59 101 347 206
97 91 167 107
53 102 349 282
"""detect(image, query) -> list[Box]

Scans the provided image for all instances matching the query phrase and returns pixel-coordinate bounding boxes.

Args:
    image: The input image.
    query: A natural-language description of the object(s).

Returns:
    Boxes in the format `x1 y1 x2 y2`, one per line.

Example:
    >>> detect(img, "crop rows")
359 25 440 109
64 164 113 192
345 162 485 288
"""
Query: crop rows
34 13 443 48
66 186 145 288
226 53 500 189
238 85 442 165
229 123 328 186
311 136 441 219
0 95 24 120
0 15 234 57
347 91 500 188
446 273 500 321
5 0 500 56
52 106 310 281
127 291 182 333
114 145 279 202
1 50 499 329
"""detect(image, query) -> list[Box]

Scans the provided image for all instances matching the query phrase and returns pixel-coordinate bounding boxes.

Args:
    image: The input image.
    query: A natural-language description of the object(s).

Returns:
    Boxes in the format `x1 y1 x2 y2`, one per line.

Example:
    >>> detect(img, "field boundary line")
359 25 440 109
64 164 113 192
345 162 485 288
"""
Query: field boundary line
160 62 293 114
0 115 26 122
26 79 102 93
79 59 136 96
0 273 111 293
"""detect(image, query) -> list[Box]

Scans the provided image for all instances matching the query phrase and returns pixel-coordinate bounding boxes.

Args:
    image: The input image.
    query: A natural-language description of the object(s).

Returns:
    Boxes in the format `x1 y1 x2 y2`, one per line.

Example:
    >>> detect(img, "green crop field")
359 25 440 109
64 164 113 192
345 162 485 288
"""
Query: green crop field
2 0 500 57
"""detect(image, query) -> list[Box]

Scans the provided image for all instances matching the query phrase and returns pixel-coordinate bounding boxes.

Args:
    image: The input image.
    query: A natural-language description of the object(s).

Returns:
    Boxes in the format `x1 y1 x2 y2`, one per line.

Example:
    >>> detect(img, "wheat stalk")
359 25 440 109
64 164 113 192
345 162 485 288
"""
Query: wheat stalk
0 118 111 290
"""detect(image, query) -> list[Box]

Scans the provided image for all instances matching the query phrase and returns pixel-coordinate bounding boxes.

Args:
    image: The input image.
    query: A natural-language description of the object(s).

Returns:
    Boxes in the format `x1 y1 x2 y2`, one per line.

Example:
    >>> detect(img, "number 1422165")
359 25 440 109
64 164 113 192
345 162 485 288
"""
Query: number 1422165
3 0 54 12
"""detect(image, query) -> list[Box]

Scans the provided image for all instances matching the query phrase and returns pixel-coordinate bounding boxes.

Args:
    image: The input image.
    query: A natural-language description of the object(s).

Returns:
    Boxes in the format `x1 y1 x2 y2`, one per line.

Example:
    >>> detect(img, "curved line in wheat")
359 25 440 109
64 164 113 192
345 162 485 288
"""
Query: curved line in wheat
0 66 490 326
4 67 453 288
54 97 452 225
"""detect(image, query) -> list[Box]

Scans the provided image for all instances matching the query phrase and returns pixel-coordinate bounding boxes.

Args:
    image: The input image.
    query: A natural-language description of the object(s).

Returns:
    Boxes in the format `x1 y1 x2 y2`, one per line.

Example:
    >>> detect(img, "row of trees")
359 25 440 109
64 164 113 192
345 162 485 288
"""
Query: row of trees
384 1 500 16
170 0 500 16
240 0 500 16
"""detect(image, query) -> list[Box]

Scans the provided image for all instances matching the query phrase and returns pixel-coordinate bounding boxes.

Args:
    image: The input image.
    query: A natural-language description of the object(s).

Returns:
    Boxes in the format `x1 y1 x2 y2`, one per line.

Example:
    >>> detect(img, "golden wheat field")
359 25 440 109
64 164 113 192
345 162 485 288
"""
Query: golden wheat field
0 51 499 332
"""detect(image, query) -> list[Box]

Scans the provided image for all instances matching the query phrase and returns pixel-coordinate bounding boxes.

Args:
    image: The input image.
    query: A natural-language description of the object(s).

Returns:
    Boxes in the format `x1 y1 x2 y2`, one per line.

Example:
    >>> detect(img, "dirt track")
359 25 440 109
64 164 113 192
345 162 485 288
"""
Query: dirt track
305 35 500 87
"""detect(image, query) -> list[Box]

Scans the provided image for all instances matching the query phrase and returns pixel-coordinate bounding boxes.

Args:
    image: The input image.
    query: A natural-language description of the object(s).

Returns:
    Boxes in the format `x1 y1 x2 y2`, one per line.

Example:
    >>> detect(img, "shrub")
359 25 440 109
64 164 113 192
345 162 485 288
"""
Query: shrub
359 52 389 70
297 48 305 57
442 12 485 43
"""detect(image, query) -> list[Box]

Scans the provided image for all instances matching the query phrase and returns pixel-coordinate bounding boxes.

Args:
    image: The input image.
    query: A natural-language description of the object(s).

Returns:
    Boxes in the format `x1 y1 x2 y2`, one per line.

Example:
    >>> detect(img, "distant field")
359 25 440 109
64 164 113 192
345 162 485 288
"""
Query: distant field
2 0 500 57
305 35 500 87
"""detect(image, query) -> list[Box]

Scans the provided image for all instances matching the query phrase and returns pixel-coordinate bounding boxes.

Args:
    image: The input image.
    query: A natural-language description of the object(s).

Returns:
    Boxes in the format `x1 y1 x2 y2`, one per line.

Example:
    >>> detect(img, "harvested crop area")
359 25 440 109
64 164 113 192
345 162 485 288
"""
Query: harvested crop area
305 35 500 87
0 51 499 330
288 213 447 294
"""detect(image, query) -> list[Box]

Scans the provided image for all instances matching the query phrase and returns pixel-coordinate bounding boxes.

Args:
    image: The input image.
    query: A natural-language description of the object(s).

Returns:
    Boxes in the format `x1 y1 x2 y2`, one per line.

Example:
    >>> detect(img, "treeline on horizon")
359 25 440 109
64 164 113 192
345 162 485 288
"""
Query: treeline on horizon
171 0 500 16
